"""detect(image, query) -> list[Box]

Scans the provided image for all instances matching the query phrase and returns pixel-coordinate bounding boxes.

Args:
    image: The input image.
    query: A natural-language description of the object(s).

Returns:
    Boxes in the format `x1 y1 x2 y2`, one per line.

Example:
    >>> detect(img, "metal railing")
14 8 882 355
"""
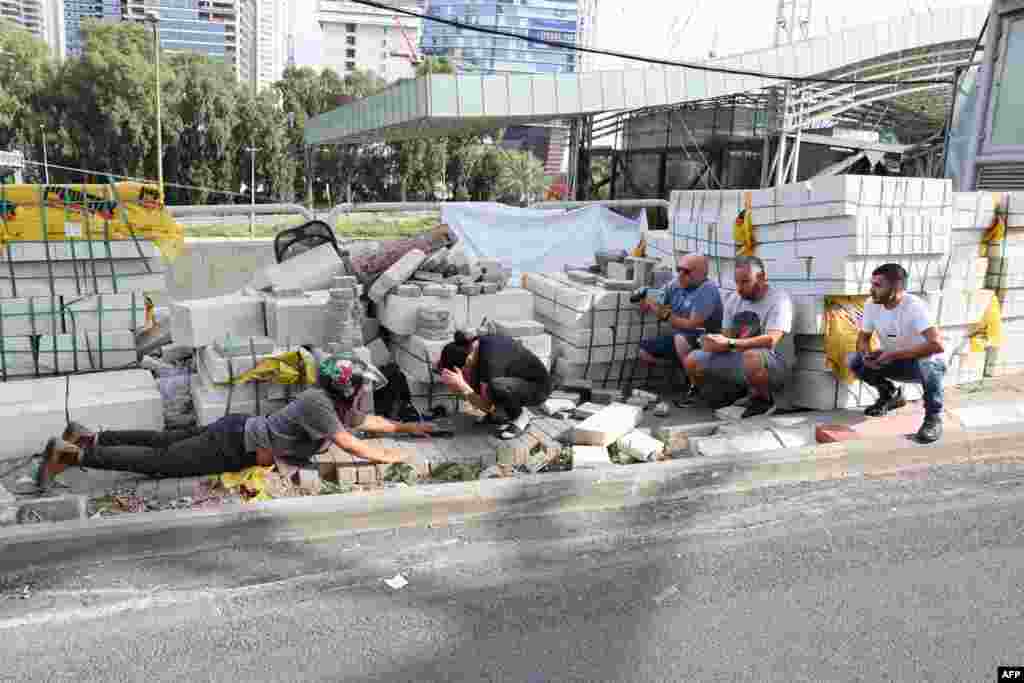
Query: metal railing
529 199 670 210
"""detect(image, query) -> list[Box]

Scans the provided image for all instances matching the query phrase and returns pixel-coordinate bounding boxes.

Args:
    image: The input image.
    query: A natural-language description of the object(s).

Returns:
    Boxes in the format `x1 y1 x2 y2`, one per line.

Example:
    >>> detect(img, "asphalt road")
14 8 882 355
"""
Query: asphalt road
3 464 1024 682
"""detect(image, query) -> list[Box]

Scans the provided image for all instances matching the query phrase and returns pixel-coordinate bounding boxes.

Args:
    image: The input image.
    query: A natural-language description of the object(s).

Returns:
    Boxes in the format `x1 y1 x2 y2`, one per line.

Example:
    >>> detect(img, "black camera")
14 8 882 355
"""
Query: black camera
629 287 648 304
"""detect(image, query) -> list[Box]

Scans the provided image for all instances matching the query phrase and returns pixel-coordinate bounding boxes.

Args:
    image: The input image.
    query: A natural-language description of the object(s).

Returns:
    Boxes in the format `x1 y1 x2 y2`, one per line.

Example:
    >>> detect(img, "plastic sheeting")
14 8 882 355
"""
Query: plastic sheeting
440 203 647 280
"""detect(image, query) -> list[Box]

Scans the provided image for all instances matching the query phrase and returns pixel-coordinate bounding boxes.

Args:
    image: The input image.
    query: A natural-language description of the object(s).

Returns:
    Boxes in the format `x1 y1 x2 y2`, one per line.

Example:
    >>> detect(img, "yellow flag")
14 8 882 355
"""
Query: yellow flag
824 296 877 385
970 296 1003 352
980 192 1007 258
733 192 756 257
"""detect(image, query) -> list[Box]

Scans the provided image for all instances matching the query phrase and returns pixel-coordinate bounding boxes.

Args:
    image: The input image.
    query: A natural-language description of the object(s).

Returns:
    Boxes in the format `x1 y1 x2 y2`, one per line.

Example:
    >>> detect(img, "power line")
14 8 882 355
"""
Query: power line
20 159 266 199
348 0 954 87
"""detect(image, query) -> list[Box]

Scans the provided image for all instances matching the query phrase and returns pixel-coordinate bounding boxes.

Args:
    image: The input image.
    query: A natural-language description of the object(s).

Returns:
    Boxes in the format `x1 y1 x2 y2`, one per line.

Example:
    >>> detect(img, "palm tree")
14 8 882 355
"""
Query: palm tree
495 149 547 207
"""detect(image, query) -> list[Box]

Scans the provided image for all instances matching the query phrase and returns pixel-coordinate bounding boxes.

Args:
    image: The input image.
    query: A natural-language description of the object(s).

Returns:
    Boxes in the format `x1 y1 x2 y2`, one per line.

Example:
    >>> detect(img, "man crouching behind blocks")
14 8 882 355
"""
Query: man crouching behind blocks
847 263 946 444
683 255 795 418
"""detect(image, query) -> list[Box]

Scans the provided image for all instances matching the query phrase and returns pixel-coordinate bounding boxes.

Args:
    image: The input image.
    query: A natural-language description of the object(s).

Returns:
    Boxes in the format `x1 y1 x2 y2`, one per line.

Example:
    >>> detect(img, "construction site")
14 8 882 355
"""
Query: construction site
1 0 1024 529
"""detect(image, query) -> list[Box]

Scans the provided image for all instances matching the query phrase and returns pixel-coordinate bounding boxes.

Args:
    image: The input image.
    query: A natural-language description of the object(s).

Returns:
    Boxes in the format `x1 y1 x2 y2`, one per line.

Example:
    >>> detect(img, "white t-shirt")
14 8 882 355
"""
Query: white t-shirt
863 293 938 360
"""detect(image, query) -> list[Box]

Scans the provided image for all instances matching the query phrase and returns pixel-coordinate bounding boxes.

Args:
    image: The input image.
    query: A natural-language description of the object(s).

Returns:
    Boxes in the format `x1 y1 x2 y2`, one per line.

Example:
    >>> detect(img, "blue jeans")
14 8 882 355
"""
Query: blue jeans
848 352 946 417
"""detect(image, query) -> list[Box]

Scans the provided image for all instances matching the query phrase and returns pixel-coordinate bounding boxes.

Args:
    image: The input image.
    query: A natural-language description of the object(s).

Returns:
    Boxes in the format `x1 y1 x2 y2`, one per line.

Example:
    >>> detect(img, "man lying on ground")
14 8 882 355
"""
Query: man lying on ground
28 355 447 493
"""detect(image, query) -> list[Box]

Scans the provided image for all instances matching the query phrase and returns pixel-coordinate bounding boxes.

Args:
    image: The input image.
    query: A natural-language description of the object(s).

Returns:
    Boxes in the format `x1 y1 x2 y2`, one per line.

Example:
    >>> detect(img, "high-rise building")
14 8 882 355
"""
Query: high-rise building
2 0 66 61
62 0 119 56
420 0 580 74
317 0 421 82
255 0 285 90
122 0 257 89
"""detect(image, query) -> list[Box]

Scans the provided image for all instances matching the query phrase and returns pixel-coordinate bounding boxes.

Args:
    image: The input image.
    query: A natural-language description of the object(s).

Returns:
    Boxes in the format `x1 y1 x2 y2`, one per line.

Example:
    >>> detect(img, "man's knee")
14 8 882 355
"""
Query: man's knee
684 351 706 373
638 349 657 366
673 335 692 363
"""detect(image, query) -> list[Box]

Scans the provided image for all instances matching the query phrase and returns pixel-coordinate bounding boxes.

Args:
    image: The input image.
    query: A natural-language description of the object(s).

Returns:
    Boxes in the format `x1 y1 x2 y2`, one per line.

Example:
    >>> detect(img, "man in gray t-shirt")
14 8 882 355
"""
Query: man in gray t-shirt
684 255 794 418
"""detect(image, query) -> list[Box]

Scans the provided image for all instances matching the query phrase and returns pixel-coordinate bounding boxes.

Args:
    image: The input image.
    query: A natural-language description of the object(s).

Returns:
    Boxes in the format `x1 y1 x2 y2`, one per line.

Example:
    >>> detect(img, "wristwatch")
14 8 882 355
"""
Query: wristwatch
728 339 736 352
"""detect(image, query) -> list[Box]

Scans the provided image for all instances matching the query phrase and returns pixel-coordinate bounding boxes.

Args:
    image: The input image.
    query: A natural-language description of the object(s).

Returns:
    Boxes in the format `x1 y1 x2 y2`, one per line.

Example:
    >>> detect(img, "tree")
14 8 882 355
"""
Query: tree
161 53 240 204
50 20 161 180
495 150 548 206
234 88 295 203
0 21 56 156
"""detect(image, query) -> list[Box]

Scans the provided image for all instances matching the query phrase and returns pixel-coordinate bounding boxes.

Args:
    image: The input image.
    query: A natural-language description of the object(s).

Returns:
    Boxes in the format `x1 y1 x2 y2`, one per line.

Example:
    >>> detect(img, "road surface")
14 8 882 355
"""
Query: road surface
2 463 1022 682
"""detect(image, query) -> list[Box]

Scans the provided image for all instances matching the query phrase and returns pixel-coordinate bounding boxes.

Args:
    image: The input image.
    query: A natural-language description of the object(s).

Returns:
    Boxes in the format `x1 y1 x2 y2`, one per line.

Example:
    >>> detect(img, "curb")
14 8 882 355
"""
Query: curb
3 425 1024 570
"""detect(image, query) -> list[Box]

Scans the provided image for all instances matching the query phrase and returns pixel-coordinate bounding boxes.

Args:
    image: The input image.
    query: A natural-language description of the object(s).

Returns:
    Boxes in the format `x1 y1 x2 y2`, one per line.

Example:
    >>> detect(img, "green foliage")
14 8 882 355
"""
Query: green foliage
0 21 558 209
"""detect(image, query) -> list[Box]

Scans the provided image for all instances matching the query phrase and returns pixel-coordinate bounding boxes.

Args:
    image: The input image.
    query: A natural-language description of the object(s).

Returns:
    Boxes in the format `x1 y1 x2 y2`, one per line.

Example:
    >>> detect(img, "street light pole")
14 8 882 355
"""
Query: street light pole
144 12 163 198
39 124 50 185
246 145 260 238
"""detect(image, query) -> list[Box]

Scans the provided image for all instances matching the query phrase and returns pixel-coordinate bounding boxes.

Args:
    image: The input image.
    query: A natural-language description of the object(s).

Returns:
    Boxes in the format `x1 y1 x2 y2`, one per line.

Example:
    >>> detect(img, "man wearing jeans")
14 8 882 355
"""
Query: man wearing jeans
848 263 946 444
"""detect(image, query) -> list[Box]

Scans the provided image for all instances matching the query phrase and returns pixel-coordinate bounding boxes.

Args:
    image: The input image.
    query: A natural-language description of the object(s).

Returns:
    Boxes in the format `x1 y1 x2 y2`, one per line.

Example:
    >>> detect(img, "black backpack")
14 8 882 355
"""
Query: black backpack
374 362 413 419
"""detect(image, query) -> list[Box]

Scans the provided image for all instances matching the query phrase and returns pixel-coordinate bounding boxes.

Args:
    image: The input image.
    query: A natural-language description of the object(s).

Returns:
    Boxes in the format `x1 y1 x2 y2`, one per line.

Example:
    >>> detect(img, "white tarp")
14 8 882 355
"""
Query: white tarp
441 203 647 280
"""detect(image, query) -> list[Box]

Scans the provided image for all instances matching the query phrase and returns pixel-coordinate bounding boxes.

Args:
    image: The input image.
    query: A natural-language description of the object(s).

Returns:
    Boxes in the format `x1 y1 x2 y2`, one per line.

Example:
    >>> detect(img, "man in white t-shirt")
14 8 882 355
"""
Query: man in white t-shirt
848 263 947 443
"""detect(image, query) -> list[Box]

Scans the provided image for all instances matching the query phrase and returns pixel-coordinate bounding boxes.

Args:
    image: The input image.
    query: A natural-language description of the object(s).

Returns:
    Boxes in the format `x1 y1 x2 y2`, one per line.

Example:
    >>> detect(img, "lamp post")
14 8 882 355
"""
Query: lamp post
246 144 260 238
39 123 49 185
143 12 163 198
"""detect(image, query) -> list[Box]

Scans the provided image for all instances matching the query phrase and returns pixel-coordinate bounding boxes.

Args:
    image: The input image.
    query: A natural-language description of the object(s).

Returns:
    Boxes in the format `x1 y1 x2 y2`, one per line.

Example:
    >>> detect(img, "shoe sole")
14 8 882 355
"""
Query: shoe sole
34 438 58 491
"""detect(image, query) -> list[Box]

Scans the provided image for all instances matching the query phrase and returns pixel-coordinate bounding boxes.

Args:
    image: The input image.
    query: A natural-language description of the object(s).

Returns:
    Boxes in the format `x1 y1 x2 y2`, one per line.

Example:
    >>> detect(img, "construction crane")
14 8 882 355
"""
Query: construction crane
389 16 481 73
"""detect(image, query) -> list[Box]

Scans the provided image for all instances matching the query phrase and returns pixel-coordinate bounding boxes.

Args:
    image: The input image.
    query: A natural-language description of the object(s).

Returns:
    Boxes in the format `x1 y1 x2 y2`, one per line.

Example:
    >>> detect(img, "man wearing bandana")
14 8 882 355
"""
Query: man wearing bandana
28 355 442 492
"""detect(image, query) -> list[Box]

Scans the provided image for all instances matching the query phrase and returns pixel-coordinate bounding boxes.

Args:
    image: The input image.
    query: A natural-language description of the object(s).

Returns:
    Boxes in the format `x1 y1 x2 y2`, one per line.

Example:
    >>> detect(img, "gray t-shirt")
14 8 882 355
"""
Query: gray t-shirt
723 286 795 369
243 387 366 462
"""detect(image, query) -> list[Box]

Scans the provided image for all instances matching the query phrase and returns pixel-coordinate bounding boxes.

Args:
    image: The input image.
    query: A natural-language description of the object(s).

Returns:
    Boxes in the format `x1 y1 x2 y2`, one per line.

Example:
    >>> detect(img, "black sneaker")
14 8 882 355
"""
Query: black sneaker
916 415 943 444
673 385 700 408
864 388 907 417
741 395 777 419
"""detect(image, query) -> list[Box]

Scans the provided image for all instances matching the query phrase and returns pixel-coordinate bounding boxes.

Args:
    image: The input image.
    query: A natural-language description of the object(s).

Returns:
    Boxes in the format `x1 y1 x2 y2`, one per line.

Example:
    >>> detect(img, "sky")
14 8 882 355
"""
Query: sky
290 0 985 71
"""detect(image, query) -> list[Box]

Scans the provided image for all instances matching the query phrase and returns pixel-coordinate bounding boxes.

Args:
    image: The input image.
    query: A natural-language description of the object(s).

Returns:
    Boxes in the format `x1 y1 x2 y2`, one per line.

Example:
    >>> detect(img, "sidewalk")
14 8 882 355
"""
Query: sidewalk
3 375 1024 528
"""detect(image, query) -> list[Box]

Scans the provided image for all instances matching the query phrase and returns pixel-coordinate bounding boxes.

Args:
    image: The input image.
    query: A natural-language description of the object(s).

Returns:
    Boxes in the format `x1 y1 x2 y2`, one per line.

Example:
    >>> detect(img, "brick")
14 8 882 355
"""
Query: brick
356 465 379 485
816 424 858 443
573 403 644 447
9 495 87 525
572 445 614 469
591 388 623 405
298 467 322 493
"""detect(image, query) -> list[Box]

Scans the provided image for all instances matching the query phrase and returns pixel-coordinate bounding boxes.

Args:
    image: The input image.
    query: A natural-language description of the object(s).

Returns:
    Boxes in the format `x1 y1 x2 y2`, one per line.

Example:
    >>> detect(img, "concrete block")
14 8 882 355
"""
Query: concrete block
0 297 63 336
567 270 598 285
524 273 643 328
5 495 87 525
590 388 622 405
393 335 451 384
170 293 266 349
493 319 546 338
198 344 282 385
214 335 276 357
367 337 392 368
379 293 467 336
616 430 665 462
249 243 345 293
541 398 576 416
265 291 330 347
606 262 629 280
597 277 635 291
191 381 288 426
298 467 322 493
571 445 613 469
653 421 721 453
548 390 581 404
572 402 603 420
368 249 427 303
0 270 166 298
466 289 535 329
63 293 149 335
573 402 643 447
0 370 163 464
691 429 784 457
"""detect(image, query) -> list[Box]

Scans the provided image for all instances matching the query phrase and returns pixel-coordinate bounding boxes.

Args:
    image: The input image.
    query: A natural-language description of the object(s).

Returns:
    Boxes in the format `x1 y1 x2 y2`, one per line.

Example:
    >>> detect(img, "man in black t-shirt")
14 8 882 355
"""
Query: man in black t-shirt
438 332 552 440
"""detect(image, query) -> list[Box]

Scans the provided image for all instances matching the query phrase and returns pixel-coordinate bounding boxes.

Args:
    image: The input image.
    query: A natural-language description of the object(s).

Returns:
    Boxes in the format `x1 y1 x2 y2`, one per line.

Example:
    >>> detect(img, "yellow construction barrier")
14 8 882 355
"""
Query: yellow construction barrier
0 182 184 261
733 191 756 257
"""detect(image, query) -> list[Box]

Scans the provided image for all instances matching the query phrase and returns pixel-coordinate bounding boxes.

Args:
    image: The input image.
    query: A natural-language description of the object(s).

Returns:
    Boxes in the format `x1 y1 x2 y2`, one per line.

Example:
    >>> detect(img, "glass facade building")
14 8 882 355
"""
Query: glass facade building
63 0 120 56
420 0 580 74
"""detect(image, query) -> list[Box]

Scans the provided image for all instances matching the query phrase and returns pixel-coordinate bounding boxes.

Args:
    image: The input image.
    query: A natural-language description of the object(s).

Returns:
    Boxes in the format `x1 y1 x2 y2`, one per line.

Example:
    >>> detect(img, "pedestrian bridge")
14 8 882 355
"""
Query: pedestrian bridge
305 4 988 146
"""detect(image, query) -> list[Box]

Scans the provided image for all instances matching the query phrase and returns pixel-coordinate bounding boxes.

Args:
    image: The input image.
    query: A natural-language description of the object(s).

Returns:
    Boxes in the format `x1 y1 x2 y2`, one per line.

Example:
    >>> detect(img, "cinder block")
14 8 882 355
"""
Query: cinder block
265 291 330 347
591 388 622 405
653 421 721 453
379 293 467 336
249 243 345 293
571 445 613 469
616 430 665 462
170 293 266 348
573 403 643 447
298 467 322 493
368 249 428 303
0 370 163 465
465 289 535 329
0 297 63 336
493 319 546 338
8 495 87 525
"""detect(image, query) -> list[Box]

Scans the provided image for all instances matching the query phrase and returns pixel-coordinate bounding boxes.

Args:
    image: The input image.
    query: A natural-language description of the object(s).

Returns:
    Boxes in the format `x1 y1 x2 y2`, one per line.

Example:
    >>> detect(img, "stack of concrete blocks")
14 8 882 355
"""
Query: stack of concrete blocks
523 272 664 386
0 369 163 464
670 177 998 410
0 238 160 379
191 339 292 425
963 191 1024 377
